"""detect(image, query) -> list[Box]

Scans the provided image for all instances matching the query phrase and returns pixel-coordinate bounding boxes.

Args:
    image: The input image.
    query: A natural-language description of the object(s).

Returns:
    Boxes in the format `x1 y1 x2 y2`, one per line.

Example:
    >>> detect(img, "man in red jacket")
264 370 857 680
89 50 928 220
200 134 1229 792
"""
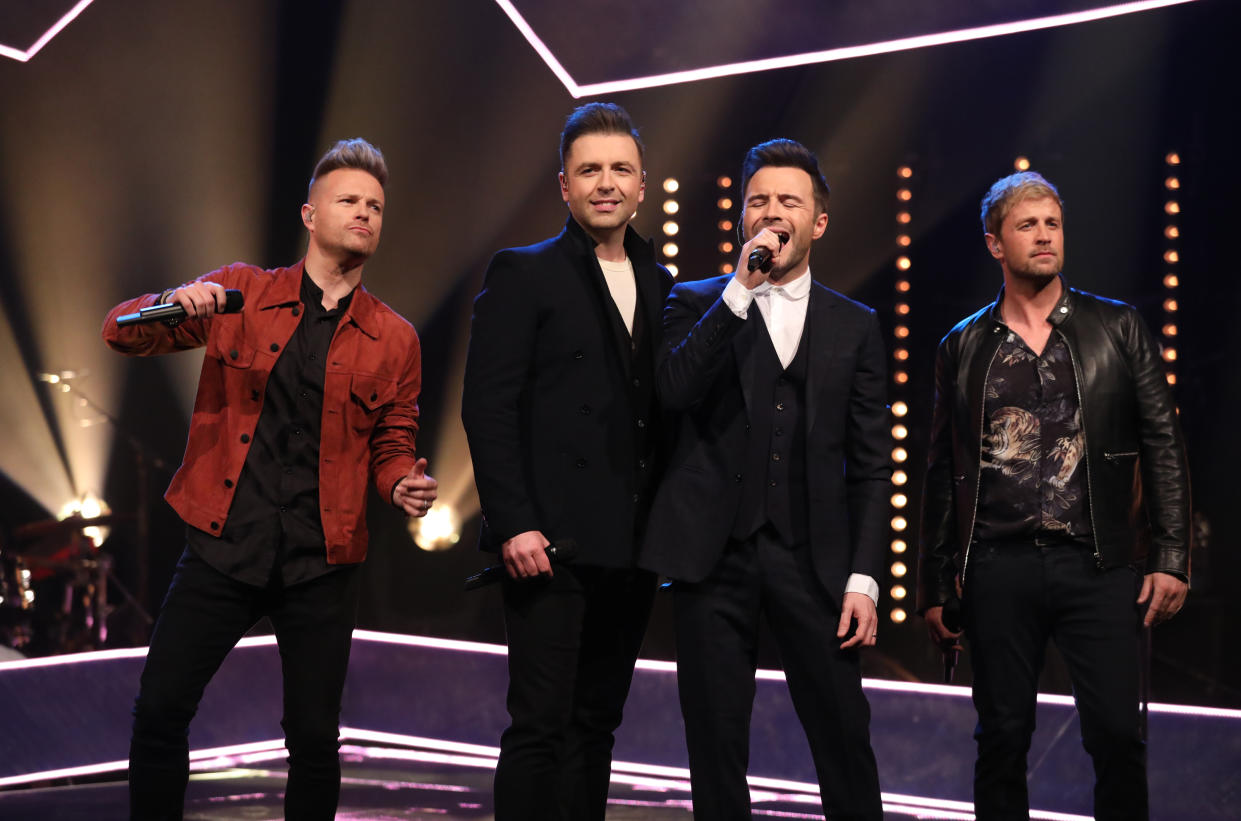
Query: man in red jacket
103 138 437 820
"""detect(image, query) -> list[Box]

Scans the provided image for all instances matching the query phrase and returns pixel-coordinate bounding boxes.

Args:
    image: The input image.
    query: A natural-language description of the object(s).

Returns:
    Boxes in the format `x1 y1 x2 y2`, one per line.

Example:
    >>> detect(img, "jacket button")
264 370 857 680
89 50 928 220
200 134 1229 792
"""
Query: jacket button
224 479 233 488
734 473 743 482
637 419 646 428
574 351 584 359
240 433 250 443
580 405 591 415
370 392 378 401
229 350 239 360
270 343 279 352
744 423 751 432
576 458 588 468
251 390 260 401
292 306 301 316
775 402 785 411
209 521 219 530
632 493 640 503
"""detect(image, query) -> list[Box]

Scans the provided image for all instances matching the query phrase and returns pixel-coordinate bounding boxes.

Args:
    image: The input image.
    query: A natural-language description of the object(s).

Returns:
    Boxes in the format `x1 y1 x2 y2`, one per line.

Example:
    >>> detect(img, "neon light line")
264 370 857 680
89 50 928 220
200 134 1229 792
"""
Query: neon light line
492 0 1199 98
4 629 1238 719
0 0 97 63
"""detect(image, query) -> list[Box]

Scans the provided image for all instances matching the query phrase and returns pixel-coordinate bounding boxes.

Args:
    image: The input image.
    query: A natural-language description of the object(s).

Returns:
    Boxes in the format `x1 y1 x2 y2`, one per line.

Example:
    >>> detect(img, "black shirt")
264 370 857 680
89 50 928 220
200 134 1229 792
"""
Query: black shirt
974 324 1092 544
187 271 355 587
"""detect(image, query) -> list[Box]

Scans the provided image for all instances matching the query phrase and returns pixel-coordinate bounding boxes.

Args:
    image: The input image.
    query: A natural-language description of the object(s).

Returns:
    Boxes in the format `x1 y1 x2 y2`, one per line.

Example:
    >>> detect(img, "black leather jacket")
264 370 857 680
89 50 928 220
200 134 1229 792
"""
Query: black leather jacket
917 281 1190 612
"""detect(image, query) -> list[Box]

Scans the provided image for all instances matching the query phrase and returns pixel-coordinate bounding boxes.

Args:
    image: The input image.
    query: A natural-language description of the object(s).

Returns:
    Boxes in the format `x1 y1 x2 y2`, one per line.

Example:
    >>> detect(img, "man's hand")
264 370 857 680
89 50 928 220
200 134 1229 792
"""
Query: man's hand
501 530 552 580
1138 571 1188 627
733 227 786 290
169 281 228 320
838 591 879 649
923 605 964 648
392 458 438 517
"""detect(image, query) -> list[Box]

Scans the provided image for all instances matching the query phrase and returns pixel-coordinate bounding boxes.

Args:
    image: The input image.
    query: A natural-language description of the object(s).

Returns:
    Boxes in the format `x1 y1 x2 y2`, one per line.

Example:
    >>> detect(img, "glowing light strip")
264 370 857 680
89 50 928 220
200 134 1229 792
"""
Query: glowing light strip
491 0 579 92
0 0 97 63
6 629 1240 719
339 730 1085 819
0 739 290 788
493 0 1199 98
351 628 508 655
0 728 1113 819
0 634 276 671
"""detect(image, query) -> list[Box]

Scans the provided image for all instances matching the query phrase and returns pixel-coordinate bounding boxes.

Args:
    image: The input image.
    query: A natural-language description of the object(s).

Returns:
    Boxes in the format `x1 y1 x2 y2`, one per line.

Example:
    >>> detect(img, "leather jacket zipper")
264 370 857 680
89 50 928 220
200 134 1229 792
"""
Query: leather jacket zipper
960 332 1000 589
1061 328 1105 570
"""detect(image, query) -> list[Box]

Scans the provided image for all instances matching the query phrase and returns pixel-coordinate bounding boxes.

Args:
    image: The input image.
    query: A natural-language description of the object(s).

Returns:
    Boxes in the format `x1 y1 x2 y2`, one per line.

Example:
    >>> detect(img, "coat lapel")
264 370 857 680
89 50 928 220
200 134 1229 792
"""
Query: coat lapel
733 306 759 421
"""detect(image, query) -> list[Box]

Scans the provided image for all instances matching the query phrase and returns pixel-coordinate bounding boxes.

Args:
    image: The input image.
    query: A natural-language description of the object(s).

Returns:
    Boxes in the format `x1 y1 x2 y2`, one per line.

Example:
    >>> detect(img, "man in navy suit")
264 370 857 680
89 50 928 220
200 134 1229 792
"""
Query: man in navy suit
462 103 673 821
642 139 888 820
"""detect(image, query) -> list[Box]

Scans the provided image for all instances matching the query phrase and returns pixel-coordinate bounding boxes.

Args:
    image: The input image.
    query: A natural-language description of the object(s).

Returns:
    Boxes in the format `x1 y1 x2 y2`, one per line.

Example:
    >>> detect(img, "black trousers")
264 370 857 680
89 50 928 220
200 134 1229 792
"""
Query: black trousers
493 563 656 821
129 547 360 821
672 527 883 821
964 541 1146 821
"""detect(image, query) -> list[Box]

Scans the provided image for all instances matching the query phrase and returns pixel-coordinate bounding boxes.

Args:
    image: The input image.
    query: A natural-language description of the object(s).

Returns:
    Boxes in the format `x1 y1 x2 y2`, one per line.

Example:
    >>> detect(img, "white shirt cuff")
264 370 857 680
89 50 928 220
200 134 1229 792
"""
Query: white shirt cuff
721 277 755 319
845 573 879 606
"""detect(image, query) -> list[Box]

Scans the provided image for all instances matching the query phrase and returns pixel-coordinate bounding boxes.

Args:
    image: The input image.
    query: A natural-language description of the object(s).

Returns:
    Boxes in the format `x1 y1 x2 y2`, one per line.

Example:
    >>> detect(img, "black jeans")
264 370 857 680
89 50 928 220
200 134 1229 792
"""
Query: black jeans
493 563 656 821
673 528 883 821
129 547 359 821
964 541 1146 821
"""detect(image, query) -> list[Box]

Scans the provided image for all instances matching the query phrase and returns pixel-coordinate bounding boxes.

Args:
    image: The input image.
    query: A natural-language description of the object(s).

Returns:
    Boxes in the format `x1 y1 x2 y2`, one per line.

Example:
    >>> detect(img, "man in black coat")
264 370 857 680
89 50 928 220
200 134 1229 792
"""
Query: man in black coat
461 103 672 821
641 139 888 820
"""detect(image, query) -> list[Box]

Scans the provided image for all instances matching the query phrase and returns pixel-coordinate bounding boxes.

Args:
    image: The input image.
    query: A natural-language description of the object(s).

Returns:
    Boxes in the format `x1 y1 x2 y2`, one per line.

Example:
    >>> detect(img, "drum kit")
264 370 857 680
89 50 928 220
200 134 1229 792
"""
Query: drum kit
0 515 120 657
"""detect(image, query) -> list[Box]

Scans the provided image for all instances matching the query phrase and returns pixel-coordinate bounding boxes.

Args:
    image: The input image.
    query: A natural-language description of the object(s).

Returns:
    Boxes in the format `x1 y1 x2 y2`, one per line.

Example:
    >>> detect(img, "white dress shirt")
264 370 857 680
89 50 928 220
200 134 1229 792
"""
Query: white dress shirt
721 270 879 605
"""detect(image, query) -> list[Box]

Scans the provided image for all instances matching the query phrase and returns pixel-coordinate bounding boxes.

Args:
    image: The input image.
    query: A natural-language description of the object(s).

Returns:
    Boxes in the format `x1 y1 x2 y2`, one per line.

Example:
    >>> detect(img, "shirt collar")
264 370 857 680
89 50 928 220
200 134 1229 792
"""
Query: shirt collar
754 268 812 301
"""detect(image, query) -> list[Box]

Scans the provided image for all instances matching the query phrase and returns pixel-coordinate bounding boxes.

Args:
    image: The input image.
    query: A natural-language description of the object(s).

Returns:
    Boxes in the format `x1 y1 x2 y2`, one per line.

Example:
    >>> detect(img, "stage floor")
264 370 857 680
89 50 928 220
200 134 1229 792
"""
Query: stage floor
0 746 921 820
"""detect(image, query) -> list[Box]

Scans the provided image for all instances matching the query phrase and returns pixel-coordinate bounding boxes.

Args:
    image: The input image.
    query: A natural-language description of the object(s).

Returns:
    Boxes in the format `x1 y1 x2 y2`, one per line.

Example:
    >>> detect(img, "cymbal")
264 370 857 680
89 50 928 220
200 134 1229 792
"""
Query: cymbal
12 515 129 554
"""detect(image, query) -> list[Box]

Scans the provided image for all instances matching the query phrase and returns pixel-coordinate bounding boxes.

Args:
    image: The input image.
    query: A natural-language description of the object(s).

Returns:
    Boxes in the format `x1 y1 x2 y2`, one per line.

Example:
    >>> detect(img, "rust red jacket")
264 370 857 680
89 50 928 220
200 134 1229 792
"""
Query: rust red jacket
103 261 421 564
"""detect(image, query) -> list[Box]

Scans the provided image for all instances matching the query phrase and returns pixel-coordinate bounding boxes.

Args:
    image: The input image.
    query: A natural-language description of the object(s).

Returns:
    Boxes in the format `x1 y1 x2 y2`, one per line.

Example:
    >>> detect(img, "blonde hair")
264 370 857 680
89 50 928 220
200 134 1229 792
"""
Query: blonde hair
980 171 1062 235
308 138 388 196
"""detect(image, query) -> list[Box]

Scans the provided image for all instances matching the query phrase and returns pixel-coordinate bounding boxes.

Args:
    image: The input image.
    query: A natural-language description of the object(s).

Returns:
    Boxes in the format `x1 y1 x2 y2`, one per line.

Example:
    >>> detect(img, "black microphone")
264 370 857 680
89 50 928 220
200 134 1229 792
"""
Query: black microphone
941 597 963 684
464 539 579 590
746 232 788 273
116 289 244 326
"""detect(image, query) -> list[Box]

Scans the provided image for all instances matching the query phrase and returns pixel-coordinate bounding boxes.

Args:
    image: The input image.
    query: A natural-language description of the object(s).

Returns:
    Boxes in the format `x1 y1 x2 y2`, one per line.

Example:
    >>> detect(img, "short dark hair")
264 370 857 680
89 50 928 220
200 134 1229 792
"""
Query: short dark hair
740 139 830 215
308 138 388 196
980 171 1063 235
559 102 645 170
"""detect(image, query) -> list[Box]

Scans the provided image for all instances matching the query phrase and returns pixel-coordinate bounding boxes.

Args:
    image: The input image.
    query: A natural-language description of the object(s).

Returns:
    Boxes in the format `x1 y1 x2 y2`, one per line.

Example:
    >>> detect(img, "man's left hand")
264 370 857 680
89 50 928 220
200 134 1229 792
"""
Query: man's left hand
1138 571 1188 627
392 457 438 517
838 591 879 649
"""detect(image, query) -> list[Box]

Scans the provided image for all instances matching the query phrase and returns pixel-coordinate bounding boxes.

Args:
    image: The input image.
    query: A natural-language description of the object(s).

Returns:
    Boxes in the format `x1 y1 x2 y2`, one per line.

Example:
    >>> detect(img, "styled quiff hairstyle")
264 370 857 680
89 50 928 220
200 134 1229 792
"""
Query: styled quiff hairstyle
559 102 645 170
980 171 1063 236
740 139 831 215
307 138 388 196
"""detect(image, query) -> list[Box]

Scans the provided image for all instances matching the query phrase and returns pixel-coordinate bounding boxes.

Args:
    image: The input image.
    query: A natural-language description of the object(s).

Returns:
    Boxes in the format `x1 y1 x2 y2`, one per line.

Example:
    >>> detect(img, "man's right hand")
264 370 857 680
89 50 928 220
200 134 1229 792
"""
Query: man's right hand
501 530 552 580
733 227 785 290
923 605 963 647
169 281 228 320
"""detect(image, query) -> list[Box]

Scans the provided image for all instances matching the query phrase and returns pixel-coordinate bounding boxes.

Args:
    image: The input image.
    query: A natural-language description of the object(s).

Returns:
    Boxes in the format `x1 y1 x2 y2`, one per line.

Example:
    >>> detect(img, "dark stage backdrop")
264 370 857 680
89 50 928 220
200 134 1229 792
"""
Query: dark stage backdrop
0 0 1237 706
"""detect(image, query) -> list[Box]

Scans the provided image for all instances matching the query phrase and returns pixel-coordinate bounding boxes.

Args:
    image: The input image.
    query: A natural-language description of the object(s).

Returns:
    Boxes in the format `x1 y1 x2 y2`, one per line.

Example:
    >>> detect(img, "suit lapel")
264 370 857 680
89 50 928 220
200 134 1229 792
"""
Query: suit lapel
733 304 759 421
805 284 838 437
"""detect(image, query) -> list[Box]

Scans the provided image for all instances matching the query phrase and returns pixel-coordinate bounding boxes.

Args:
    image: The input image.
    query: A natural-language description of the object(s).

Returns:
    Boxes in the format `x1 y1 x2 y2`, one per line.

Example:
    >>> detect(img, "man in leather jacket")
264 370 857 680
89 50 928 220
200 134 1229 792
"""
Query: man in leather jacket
917 171 1189 821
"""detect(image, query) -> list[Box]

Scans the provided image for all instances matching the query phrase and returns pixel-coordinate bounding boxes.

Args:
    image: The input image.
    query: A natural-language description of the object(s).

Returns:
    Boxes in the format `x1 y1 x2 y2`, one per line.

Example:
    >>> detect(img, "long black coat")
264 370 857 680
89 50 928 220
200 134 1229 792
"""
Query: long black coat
462 217 673 567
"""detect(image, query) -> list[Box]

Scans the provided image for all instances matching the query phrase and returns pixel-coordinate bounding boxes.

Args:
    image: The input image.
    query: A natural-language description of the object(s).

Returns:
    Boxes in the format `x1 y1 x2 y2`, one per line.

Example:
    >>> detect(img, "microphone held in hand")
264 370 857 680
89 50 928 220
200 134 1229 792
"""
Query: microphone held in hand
116 289 244 326
464 539 579 590
746 232 788 273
